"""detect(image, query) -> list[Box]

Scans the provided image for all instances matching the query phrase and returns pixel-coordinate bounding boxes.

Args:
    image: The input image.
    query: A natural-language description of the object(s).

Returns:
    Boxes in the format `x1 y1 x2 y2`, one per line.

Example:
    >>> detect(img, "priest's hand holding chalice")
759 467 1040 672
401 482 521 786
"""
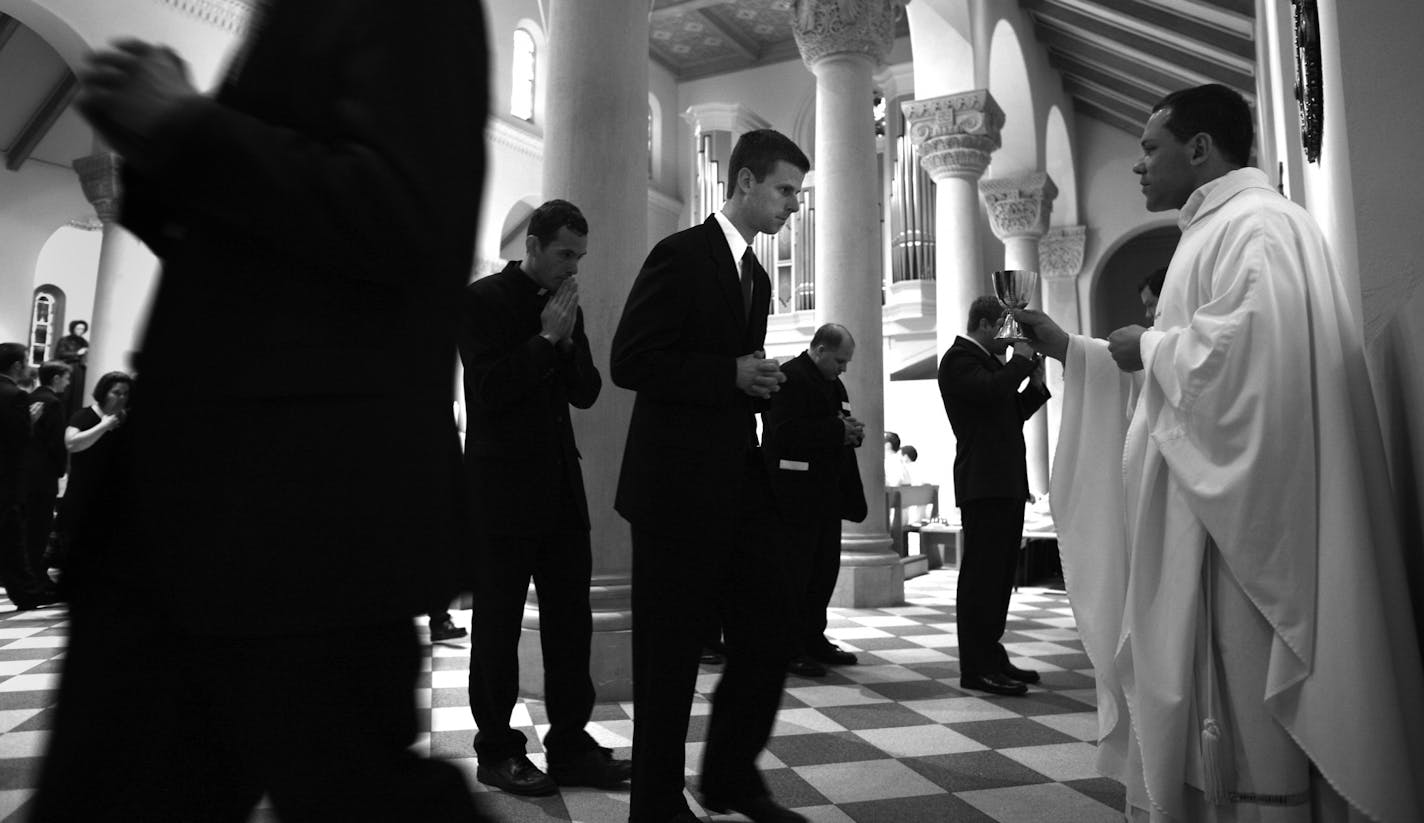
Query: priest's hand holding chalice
991 270 1039 344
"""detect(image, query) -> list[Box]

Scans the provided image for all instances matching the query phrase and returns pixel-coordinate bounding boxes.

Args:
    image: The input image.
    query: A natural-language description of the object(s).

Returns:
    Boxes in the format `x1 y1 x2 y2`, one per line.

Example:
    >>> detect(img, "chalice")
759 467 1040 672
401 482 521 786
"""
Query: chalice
992 269 1038 342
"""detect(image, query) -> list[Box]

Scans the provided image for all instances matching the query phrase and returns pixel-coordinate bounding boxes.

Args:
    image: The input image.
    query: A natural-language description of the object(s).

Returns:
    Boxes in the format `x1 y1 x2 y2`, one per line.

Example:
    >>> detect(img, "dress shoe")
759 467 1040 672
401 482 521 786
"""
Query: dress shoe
960 672 1029 696
786 655 827 678
1001 662 1041 684
700 648 725 665
476 754 557 796
703 795 807 823
428 617 467 642
547 746 631 789
806 643 858 666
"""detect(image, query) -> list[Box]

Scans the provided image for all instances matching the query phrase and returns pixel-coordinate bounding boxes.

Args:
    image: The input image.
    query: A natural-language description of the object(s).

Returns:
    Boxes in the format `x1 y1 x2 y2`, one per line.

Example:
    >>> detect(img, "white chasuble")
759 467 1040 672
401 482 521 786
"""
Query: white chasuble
1050 168 1424 822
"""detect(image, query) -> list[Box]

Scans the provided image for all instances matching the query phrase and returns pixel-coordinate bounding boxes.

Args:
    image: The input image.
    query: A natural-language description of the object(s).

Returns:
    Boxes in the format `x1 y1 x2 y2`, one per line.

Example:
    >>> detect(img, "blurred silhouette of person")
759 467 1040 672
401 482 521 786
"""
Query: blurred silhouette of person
1 343 59 610
35 3 491 821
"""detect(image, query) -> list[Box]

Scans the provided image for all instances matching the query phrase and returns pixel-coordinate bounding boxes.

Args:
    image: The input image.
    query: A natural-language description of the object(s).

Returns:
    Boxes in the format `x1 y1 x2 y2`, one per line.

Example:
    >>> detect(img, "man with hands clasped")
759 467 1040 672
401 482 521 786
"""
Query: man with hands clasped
458 199 630 797
937 297 1049 698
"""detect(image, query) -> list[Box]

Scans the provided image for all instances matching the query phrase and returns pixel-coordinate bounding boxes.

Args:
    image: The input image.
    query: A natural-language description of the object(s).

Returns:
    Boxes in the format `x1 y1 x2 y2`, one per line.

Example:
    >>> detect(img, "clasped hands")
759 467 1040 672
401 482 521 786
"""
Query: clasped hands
539 279 579 347
74 39 201 167
1011 309 1146 372
842 415 866 447
735 350 785 399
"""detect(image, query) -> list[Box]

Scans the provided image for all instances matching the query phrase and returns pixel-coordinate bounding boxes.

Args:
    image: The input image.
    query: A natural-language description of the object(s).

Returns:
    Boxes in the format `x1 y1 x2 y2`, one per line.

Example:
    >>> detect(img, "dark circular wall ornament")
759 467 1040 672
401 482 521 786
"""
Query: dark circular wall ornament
1292 0 1323 164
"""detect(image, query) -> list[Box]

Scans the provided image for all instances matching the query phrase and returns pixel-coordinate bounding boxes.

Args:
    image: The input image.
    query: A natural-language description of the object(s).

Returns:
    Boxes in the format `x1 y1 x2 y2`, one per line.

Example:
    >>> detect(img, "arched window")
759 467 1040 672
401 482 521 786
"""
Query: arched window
29 286 64 366
511 28 536 122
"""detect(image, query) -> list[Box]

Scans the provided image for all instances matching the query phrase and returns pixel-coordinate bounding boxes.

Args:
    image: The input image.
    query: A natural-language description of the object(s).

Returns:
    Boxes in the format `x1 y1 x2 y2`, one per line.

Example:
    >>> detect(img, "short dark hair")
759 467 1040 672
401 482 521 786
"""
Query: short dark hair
727 129 810 189
527 199 588 247
1152 84 1253 168
1138 267 1168 296
884 431 901 452
92 371 132 403
39 361 71 387
901 445 918 462
0 342 26 373
967 296 1005 332
810 323 852 350
68 320 88 335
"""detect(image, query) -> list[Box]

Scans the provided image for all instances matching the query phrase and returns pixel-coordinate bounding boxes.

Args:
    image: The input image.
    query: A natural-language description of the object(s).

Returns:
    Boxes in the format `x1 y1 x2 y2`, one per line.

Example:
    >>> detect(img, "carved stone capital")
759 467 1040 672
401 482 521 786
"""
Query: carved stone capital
1040 225 1087 281
980 173 1058 241
682 103 770 140
72 152 123 224
793 0 906 69
901 91 1004 181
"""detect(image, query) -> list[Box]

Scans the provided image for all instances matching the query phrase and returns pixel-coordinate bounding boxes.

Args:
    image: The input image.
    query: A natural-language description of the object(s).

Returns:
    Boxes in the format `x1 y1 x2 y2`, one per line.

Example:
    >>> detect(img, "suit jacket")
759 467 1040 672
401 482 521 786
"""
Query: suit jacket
937 336 1050 506
761 352 866 524
110 0 487 634
458 261 600 536
611 216 771 533
0 376 27 504
22 386 67 493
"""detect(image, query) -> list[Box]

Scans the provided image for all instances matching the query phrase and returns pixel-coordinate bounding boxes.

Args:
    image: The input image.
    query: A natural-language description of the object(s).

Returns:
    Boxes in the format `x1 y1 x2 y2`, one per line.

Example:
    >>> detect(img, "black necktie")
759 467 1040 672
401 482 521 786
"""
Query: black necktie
740 248 755 319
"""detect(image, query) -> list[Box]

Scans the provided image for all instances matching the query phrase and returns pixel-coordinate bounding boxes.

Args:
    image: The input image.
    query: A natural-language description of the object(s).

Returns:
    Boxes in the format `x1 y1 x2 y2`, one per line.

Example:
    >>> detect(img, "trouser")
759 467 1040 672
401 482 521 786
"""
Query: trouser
32 580 483 822
0 500 46 603
628 463 792 822
467 529 598 764
956 498 1024 677
781 513 843 654
24 484 59 582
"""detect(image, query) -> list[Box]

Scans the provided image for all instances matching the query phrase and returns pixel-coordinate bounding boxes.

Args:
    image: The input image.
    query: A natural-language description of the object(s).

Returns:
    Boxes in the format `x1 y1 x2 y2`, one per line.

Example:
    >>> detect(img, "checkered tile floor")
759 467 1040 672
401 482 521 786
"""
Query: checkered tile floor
0 570 1126 822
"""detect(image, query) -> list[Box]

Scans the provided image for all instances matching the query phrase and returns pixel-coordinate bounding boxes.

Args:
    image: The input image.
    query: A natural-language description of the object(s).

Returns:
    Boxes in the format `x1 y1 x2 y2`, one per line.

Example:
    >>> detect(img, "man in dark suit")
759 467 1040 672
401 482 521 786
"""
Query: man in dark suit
21 361 70 598
0 343 55 611
938 296 1050 697
458 199 630 797
762 324 867 679
37 3 490 820
612 129 806 823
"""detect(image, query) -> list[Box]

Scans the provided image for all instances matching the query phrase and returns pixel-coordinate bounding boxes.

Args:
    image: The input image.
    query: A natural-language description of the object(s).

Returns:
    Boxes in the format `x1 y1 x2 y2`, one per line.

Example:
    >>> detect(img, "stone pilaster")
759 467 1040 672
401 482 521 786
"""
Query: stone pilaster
71 152 158 397
1038 225 1087 481
794 0 905 607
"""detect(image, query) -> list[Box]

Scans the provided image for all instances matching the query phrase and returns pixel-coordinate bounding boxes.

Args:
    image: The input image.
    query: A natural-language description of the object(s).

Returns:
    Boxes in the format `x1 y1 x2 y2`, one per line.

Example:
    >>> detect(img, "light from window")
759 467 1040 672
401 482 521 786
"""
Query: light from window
511 28 536 122
29 289 61 366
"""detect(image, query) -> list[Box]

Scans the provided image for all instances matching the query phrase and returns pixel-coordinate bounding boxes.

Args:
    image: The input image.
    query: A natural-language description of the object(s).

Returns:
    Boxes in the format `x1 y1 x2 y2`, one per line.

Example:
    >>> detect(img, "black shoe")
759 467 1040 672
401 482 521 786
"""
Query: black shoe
786 655 827 678
700 648 725 665
806 643 858 666
476 754 557 796
703 795 806 823
429 617 467 642
1001 662 1041 684
662 813 705 823
547 746 631 789
960 672 1029 696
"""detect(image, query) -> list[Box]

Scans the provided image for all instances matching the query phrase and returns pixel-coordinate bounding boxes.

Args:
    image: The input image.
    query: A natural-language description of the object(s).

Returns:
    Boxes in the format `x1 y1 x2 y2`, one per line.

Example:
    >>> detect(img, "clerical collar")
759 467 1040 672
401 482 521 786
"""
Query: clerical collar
515 261 550 297
713 211 752 270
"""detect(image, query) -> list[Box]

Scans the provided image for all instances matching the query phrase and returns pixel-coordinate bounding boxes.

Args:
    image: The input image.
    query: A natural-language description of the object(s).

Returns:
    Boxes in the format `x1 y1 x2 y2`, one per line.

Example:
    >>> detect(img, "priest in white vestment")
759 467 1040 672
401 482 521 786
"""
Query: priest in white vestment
1015 84 1424 823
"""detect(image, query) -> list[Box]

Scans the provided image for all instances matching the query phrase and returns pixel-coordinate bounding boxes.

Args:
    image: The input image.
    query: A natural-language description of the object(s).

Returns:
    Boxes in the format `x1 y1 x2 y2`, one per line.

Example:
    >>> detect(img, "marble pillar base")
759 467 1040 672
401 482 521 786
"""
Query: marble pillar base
516 574 634 702
830 532 905 608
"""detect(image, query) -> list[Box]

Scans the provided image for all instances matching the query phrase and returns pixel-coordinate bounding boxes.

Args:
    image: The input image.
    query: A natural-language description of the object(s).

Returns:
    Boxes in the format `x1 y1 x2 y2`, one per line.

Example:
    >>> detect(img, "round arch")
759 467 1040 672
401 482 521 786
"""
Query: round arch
1044 105 1077 225
0 0 94 69
1088 223 1180 337
986 19 1036 176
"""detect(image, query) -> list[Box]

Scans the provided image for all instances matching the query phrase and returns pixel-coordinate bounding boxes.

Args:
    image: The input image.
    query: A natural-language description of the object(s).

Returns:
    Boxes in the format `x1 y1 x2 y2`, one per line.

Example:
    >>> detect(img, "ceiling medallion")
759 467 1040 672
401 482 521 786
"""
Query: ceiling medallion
1291 0 1322 164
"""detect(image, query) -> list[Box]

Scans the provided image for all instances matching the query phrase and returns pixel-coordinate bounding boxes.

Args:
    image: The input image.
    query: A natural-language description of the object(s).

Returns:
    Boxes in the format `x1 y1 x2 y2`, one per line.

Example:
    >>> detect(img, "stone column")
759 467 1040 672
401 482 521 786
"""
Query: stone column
1039 225 1086 475
73 152 158 394
793 0 906 607
516 0 649 701
980 172 1056 498
901 91 1004 361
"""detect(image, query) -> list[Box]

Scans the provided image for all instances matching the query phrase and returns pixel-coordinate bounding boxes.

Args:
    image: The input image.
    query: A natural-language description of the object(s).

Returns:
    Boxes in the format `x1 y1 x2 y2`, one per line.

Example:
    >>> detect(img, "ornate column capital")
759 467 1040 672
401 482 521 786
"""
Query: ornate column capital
980 172 1058 241
72 152 123 224
1040 225 1088 281
901 90 1004 181
793 0 906 69
682 103 770 140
